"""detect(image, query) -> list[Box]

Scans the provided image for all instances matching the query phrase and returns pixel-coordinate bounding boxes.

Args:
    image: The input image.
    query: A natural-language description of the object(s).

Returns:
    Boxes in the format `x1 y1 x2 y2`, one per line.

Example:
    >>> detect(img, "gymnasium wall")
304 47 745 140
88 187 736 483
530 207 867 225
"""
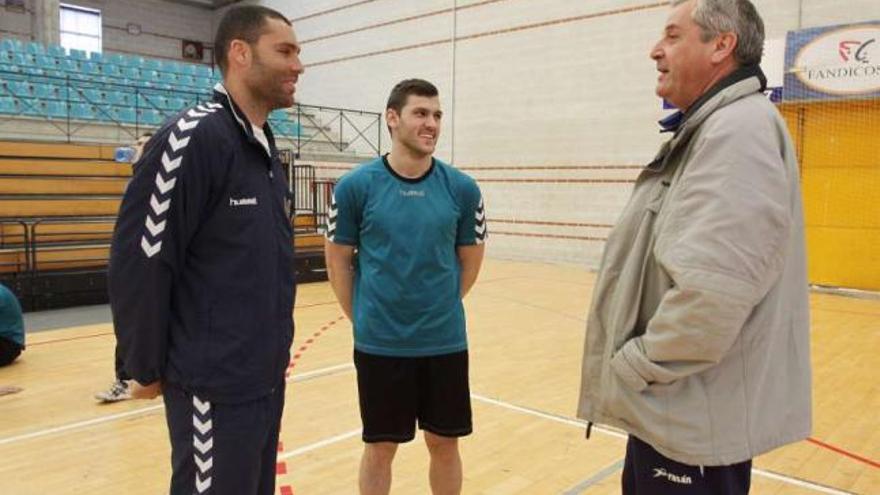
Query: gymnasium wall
0 1 33 41
1 0 214 63
265 0 880 269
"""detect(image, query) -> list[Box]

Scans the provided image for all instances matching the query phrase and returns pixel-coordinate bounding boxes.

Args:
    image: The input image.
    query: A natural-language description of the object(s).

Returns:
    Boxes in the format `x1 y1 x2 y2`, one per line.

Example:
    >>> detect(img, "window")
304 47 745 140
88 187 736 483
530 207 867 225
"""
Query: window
59 3 102 54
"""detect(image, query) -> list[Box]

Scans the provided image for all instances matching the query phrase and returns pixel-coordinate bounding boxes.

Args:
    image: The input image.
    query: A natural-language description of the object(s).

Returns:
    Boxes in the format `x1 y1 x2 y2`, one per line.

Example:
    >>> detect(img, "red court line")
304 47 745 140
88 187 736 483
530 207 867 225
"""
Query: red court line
476 178 634 184
278 315 346 494
492 231 608 241
28 331 113 346
807 437 880 469
491 219 613 229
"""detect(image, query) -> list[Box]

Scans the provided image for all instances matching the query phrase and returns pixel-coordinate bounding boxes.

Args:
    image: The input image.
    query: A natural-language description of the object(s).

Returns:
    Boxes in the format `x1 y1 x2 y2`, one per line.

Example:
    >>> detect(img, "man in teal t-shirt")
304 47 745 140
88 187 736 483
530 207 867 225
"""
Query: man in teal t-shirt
325 79 486 495
0 283 25 367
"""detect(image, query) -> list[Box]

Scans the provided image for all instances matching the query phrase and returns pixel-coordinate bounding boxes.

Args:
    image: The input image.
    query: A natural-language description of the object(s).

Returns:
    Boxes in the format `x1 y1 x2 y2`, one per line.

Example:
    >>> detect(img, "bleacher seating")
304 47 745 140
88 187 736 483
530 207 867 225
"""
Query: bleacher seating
0 139 326 310
0 38 302 138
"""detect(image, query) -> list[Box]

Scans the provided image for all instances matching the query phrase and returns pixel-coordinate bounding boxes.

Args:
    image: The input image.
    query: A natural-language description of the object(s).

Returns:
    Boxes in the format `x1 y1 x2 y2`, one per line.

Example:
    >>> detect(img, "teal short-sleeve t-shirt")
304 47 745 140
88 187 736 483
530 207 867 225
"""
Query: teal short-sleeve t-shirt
328 155 486 357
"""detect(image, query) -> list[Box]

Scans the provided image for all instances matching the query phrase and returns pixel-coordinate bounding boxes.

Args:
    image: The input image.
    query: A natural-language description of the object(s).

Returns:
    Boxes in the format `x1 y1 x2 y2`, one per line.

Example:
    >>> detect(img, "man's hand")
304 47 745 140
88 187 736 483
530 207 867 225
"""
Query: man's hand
130 380 162 400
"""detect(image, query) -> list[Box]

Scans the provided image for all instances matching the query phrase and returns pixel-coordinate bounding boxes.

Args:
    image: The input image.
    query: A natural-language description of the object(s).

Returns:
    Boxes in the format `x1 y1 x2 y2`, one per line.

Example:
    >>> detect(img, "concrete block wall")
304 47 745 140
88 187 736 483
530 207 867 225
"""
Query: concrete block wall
261 0 880 268
1 0 215 63
67 0 215 63
0 1 34 40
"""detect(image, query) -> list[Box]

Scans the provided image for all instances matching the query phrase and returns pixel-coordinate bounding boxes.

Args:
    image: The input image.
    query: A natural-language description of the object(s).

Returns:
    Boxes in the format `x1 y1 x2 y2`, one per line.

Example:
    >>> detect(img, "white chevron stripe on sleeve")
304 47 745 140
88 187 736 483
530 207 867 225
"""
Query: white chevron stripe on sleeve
195 473 212 493
194 436 213 454
193 417 212 435
194 453 213 473
167 131 190 152
155 173 177 195
177 116 198 132
161 152 182 173
140 236 162 257
193 396 210 415
145 216 166 237
150 194 170 216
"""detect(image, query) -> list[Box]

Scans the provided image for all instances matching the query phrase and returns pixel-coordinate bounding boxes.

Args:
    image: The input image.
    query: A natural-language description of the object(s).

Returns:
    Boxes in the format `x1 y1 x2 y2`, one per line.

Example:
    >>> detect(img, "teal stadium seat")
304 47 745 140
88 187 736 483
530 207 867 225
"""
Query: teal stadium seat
143 58 162 71
106 90 133 106
141 70 160 82
69 49 88 60
177 74 195 87
139 108 162 125
105 53 125 66
36 55 57 69
46 100 67 119
32 83 57 99
1 39 24 52
89 51 103 62
166 97 185 111
81 62 100 75
26 42 45 55
11 52 30 67
19 97 43 116
47 44 66 58
0 96 15 113
60 58 78 72
101 64 121 77
70 102 95 120
8 80 31 97
112 106 137 124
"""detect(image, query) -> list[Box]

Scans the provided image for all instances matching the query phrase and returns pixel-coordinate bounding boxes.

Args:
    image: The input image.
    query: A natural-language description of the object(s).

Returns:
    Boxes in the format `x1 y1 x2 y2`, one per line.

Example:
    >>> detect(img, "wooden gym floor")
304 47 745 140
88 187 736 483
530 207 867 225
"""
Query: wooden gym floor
0 259 877 494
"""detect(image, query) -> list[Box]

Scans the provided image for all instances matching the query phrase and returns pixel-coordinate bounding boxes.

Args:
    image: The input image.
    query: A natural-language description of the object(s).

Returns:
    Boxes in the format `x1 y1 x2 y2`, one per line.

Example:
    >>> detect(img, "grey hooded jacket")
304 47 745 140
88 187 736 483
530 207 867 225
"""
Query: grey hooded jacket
577 69 812 466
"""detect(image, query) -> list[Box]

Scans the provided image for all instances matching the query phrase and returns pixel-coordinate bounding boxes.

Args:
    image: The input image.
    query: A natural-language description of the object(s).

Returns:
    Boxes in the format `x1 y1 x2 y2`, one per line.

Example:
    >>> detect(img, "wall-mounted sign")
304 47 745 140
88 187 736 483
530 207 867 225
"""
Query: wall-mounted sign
182 40 203 61
784 23 880 101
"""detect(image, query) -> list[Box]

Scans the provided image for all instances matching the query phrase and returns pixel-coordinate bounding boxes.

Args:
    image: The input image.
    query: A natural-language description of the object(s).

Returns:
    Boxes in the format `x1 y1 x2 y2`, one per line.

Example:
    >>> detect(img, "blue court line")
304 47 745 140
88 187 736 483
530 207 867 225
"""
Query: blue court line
561 458 624 494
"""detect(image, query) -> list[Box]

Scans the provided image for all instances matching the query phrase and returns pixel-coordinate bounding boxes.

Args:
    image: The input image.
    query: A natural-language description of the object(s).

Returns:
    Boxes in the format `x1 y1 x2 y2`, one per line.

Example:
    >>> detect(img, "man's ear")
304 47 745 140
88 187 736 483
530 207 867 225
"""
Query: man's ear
386 108 399 133
228 39 251 70
711 31 737 64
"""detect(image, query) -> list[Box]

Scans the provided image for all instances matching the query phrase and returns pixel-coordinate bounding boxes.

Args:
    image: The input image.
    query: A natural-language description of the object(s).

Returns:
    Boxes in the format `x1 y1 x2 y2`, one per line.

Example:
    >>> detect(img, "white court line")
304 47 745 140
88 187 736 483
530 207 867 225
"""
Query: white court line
471 393 627 439
470 393 856 495
0 362 355 447
278 428 362 460
752 468 854 495
0 404 164 447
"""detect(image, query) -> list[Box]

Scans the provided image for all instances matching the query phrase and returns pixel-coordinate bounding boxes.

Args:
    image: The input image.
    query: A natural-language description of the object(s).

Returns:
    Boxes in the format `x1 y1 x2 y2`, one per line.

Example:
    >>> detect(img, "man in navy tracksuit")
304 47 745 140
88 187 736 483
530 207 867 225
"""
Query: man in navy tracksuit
108 6 303 494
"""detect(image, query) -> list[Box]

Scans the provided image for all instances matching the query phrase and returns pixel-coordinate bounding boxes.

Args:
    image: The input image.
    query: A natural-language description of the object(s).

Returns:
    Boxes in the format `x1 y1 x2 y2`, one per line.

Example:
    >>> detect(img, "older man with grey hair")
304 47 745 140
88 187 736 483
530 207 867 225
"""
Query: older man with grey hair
576 0 811 493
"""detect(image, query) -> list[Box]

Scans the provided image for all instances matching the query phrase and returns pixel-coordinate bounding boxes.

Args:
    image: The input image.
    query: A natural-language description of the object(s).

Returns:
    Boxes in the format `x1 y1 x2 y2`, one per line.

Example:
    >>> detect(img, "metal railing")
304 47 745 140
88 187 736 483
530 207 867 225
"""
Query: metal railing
291 104 381 158
1 68 382 156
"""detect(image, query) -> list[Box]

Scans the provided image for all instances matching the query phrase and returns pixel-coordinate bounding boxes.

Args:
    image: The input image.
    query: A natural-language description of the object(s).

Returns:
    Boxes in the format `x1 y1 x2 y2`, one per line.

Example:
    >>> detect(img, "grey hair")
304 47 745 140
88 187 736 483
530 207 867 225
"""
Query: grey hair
671 0 765 66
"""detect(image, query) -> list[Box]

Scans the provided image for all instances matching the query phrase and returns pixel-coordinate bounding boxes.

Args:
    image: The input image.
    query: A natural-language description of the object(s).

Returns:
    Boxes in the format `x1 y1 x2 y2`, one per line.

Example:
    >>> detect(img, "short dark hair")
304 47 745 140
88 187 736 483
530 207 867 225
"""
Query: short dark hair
386 78 439 113
214 5 291 75
385 79 439 135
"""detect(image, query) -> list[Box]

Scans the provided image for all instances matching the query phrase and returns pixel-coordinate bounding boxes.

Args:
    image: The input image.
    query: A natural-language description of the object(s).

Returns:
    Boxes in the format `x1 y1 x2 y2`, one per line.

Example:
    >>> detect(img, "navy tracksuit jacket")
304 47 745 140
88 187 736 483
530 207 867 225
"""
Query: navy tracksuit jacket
108 85 296 404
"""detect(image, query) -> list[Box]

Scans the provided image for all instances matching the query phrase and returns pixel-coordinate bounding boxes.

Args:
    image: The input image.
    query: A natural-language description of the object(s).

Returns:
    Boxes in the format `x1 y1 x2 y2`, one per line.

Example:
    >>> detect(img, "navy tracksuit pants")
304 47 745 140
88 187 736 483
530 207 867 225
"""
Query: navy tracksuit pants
623 435 752 495
163 379 286 495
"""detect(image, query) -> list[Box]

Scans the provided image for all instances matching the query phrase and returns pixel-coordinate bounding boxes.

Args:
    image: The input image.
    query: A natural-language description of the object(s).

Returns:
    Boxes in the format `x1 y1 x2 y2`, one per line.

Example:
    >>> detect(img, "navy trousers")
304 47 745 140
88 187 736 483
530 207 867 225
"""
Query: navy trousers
622 435 752 495
163 379 286 495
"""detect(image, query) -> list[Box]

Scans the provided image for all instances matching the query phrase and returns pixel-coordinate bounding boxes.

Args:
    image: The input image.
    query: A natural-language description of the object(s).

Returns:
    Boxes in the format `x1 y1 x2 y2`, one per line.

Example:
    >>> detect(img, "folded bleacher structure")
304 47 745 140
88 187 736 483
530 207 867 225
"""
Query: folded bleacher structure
0 38 302 137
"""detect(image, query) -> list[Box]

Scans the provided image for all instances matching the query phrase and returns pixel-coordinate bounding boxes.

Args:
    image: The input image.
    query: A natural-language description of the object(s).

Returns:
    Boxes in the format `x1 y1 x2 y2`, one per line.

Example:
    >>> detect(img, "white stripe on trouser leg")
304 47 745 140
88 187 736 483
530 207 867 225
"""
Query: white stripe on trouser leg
192 395 213 493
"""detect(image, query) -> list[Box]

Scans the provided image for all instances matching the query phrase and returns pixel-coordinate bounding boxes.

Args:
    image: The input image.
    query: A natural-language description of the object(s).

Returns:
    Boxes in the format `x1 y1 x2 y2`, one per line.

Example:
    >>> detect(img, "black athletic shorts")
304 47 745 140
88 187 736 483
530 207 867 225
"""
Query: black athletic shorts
354 349 472 443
